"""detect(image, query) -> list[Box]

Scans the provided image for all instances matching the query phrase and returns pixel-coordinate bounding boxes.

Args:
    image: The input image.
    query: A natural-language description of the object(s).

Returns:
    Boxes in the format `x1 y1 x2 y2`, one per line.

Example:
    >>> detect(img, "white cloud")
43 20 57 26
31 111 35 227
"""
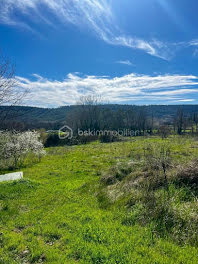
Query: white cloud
189 40 198 46
15 72 198 107
116 60 134 66
176 99 195 102
187 40 198 57
0 0 172 59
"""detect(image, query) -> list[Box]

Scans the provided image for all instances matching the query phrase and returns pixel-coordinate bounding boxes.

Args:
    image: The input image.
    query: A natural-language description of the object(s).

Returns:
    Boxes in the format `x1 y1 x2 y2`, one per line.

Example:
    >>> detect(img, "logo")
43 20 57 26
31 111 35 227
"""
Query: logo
58 125 73 139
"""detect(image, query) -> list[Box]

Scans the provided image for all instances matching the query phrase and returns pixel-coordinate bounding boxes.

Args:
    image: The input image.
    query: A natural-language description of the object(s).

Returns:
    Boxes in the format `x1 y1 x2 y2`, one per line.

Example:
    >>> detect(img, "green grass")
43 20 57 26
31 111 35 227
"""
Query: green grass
0 137 198 263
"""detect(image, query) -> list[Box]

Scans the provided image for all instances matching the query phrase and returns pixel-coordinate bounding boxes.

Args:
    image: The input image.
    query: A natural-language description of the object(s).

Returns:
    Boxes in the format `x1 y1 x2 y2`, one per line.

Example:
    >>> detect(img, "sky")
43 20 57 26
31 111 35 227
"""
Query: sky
1 0 198 107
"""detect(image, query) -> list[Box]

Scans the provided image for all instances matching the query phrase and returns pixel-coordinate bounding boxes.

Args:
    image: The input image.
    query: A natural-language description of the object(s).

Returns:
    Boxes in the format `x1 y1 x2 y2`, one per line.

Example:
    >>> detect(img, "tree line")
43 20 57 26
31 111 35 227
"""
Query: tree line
65 96 198 137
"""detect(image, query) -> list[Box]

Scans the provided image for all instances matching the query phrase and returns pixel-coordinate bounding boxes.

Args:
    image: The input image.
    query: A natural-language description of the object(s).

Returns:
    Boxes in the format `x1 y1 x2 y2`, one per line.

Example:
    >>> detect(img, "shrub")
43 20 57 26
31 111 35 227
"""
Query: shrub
175 159 198 187
44 133 97 147
144 143 172 188
44 133 62 147
158 125 171 139
100 134 121 143
44 133 77 147
0 131 46 169
38 129 48 145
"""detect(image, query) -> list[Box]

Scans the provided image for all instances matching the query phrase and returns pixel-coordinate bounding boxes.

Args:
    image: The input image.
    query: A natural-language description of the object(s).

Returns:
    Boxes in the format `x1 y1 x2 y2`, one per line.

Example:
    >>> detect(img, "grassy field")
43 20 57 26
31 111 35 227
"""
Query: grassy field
0 136 198 263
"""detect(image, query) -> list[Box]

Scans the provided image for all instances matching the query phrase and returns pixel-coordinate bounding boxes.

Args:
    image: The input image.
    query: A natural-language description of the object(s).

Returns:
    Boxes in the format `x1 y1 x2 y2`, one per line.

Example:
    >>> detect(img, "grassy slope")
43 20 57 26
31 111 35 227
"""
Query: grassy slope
0 137 198 263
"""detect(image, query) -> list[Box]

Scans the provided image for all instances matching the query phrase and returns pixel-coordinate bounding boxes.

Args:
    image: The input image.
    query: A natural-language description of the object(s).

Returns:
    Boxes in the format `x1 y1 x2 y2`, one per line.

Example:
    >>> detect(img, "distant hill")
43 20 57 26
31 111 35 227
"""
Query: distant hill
1 104 198 130
0 106 72 122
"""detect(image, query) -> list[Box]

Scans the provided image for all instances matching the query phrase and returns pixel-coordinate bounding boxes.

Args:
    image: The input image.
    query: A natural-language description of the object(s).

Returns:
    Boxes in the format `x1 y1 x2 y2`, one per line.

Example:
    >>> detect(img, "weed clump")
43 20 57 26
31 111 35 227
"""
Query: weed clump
175 159 198 188
101 162 134 185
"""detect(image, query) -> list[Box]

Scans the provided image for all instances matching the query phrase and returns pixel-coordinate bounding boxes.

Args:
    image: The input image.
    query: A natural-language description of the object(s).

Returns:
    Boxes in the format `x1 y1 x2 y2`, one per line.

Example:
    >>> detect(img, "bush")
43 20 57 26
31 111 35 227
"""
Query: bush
143 143 172 188
44 133 77 147
175 159 198 187
44 133 63 147
100 134 121 143
0 131 46 169
38 129 48 145
44 133 98 147
158 125 171 139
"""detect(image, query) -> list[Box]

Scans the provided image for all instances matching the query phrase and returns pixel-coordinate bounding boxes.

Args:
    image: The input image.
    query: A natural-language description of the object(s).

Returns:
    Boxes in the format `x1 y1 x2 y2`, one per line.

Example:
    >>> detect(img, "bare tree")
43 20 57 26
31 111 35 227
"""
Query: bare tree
0 55 15 105
0 53 27 121
76 95 102 131
193 113 198 132
158 125 171 139
175 108 184 135
77 95 101 106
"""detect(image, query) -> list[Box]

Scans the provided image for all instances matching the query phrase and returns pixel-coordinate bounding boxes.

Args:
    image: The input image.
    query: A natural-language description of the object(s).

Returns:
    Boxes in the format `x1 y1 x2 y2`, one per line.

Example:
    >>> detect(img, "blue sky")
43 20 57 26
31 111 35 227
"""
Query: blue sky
1 0 198 107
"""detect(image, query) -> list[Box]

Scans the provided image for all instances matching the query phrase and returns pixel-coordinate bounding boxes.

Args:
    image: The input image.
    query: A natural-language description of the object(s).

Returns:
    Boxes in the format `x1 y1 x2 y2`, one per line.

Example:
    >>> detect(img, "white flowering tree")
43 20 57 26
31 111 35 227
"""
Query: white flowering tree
0 131 46 169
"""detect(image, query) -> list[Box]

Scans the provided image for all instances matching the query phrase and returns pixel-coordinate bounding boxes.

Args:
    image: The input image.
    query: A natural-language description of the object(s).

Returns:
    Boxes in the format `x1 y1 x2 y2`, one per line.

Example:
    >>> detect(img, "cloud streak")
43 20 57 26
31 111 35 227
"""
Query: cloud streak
0 0 172 59
15 72 198 107
116 60 134 66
